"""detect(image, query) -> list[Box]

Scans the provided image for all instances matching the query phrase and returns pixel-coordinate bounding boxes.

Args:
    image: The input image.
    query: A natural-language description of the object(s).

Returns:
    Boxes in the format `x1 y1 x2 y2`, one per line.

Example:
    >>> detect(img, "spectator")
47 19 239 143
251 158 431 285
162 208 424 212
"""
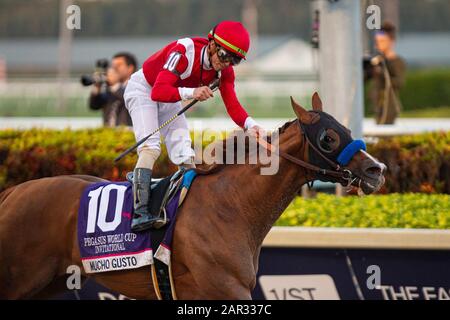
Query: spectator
89 52 138 127
368 22 407 125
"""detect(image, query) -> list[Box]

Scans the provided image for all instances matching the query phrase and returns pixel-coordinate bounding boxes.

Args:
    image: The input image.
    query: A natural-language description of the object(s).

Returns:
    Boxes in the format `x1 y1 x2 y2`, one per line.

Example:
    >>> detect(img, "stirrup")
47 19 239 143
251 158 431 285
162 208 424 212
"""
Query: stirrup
126 172 134 183
131 214 167 232
131 207 169 232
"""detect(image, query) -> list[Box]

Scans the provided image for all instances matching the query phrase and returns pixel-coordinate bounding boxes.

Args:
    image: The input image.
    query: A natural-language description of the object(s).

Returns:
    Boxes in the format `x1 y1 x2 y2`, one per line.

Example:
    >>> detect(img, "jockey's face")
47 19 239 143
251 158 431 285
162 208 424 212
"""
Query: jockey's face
209 41 231 71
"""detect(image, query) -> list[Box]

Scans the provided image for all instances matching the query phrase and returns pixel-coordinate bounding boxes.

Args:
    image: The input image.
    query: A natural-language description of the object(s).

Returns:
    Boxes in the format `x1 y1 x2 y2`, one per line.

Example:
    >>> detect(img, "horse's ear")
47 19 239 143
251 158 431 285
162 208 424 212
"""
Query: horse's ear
290 96 312 123
312 92 323 111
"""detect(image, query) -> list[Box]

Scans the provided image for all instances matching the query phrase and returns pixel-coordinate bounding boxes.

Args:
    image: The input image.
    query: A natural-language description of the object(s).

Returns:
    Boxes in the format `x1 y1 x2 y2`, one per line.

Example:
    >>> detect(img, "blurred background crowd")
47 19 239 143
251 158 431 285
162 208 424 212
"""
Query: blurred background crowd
0 0 448 122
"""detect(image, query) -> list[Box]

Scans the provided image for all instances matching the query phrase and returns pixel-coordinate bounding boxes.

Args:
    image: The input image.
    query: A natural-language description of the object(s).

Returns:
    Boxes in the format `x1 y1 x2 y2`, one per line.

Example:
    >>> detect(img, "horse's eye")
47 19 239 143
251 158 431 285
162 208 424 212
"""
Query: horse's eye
318 129 340 153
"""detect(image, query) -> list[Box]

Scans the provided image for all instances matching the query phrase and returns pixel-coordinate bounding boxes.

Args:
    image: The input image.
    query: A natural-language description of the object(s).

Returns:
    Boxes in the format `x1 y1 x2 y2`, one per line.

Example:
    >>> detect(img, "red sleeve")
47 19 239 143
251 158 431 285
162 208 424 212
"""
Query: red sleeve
219 67 249 128
151 70 182 102
151 45 188 102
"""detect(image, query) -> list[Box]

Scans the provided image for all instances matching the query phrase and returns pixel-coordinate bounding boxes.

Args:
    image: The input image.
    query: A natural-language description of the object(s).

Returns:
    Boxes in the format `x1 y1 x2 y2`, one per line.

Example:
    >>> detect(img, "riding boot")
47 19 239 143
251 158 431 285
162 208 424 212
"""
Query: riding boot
131 168 165 232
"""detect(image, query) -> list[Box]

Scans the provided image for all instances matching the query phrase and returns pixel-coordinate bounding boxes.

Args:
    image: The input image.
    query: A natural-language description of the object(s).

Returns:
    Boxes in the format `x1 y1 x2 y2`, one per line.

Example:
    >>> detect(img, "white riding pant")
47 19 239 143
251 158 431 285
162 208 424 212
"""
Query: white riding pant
124 69 195 166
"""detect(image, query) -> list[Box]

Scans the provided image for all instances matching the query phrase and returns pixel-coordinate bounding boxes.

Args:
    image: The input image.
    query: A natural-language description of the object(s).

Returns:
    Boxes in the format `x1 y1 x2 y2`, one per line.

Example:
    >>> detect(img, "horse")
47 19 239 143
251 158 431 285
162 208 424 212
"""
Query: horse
0 94 386 299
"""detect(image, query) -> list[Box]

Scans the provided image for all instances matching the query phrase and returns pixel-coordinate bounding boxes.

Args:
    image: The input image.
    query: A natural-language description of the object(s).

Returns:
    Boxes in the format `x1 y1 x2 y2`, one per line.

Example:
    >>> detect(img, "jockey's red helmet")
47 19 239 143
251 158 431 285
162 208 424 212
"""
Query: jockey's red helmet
208 21 250 59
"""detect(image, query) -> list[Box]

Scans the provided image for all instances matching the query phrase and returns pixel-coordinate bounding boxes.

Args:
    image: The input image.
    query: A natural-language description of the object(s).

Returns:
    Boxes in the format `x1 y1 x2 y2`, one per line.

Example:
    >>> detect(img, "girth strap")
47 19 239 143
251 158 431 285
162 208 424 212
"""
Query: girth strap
150 226 174 300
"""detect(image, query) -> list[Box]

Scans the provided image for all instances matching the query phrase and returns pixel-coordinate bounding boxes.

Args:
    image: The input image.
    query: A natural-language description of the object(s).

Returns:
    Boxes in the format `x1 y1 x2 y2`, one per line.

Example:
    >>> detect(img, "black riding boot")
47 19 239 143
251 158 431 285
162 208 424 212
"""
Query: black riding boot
131 168 165 232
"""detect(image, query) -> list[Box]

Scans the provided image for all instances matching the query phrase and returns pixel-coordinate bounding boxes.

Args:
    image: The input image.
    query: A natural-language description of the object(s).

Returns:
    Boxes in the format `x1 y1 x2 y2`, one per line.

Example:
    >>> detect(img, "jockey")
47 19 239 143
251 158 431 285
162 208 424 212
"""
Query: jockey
124 21 264 231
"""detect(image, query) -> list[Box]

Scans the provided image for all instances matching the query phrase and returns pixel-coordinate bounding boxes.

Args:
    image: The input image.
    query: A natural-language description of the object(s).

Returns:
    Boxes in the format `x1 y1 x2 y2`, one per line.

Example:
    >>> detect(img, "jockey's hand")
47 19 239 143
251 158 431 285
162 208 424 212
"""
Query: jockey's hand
193 86 214 101
247 125 266 139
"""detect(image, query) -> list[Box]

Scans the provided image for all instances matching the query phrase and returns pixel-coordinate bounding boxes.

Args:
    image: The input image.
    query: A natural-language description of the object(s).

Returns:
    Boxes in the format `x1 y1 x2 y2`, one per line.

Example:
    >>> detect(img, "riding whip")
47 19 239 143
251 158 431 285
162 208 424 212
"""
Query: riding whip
114 78 220 163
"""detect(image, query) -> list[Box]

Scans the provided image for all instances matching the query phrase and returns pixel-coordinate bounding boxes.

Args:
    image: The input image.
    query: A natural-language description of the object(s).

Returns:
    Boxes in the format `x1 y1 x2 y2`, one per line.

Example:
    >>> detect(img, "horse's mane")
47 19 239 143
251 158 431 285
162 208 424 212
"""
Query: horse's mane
194 119 297 175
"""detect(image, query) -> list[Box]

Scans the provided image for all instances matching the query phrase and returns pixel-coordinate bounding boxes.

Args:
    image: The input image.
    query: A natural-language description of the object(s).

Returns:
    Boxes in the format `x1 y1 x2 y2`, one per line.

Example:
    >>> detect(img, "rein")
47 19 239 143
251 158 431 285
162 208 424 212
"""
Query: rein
256 119 354 186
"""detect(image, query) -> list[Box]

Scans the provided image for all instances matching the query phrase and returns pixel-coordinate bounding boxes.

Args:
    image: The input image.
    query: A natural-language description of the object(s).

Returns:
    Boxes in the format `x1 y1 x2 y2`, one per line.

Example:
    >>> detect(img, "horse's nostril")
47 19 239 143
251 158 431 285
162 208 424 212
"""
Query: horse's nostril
365 166 381 177
364 161 386 177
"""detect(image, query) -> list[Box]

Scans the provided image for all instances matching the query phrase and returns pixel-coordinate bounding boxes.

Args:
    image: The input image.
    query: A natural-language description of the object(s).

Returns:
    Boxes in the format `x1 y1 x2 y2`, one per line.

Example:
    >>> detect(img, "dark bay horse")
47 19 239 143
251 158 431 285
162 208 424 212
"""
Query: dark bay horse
0 94 386 299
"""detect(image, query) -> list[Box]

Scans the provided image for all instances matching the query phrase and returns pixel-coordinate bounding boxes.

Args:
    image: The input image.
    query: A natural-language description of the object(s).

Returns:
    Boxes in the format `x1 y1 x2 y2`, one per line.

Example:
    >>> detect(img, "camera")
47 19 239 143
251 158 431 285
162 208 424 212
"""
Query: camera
80 58 109 86
363 54 385 80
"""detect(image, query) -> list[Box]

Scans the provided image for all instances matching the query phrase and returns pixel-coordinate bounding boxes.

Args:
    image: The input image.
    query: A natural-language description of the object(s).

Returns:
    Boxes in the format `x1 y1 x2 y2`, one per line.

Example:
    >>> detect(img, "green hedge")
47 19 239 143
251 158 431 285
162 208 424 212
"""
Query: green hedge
0 128 449 194
365 68 450 115
399 69 450 111
1 128 449 229
0 127 178 190
276 193 450 229
367 131 450 194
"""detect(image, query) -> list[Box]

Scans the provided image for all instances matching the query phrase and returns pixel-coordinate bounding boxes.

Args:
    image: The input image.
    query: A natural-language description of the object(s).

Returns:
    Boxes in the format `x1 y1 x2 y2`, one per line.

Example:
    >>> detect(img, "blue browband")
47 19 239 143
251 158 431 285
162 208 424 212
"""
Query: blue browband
337 140 366 166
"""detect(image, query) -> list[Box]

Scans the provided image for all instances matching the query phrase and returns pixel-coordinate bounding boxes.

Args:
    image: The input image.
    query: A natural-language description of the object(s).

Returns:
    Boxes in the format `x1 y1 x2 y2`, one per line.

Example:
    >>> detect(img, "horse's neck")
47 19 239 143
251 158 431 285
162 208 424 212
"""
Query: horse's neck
219 124 308 251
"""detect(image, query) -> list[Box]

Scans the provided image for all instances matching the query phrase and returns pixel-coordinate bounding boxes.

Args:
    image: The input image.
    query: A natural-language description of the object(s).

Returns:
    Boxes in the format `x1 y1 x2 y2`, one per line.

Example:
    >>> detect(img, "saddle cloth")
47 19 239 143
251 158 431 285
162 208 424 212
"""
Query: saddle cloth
77 169 197 273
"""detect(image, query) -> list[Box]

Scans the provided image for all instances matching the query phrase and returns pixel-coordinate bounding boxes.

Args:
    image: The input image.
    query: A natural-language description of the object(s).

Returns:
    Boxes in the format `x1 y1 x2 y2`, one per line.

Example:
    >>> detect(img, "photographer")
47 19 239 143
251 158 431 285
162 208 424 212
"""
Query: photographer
86 52 138 127
364 22 406 125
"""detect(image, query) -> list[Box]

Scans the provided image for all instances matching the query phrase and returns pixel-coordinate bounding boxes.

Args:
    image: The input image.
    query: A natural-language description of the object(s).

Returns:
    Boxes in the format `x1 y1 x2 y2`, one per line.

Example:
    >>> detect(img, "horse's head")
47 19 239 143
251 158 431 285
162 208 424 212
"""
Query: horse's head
290 93 386 194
